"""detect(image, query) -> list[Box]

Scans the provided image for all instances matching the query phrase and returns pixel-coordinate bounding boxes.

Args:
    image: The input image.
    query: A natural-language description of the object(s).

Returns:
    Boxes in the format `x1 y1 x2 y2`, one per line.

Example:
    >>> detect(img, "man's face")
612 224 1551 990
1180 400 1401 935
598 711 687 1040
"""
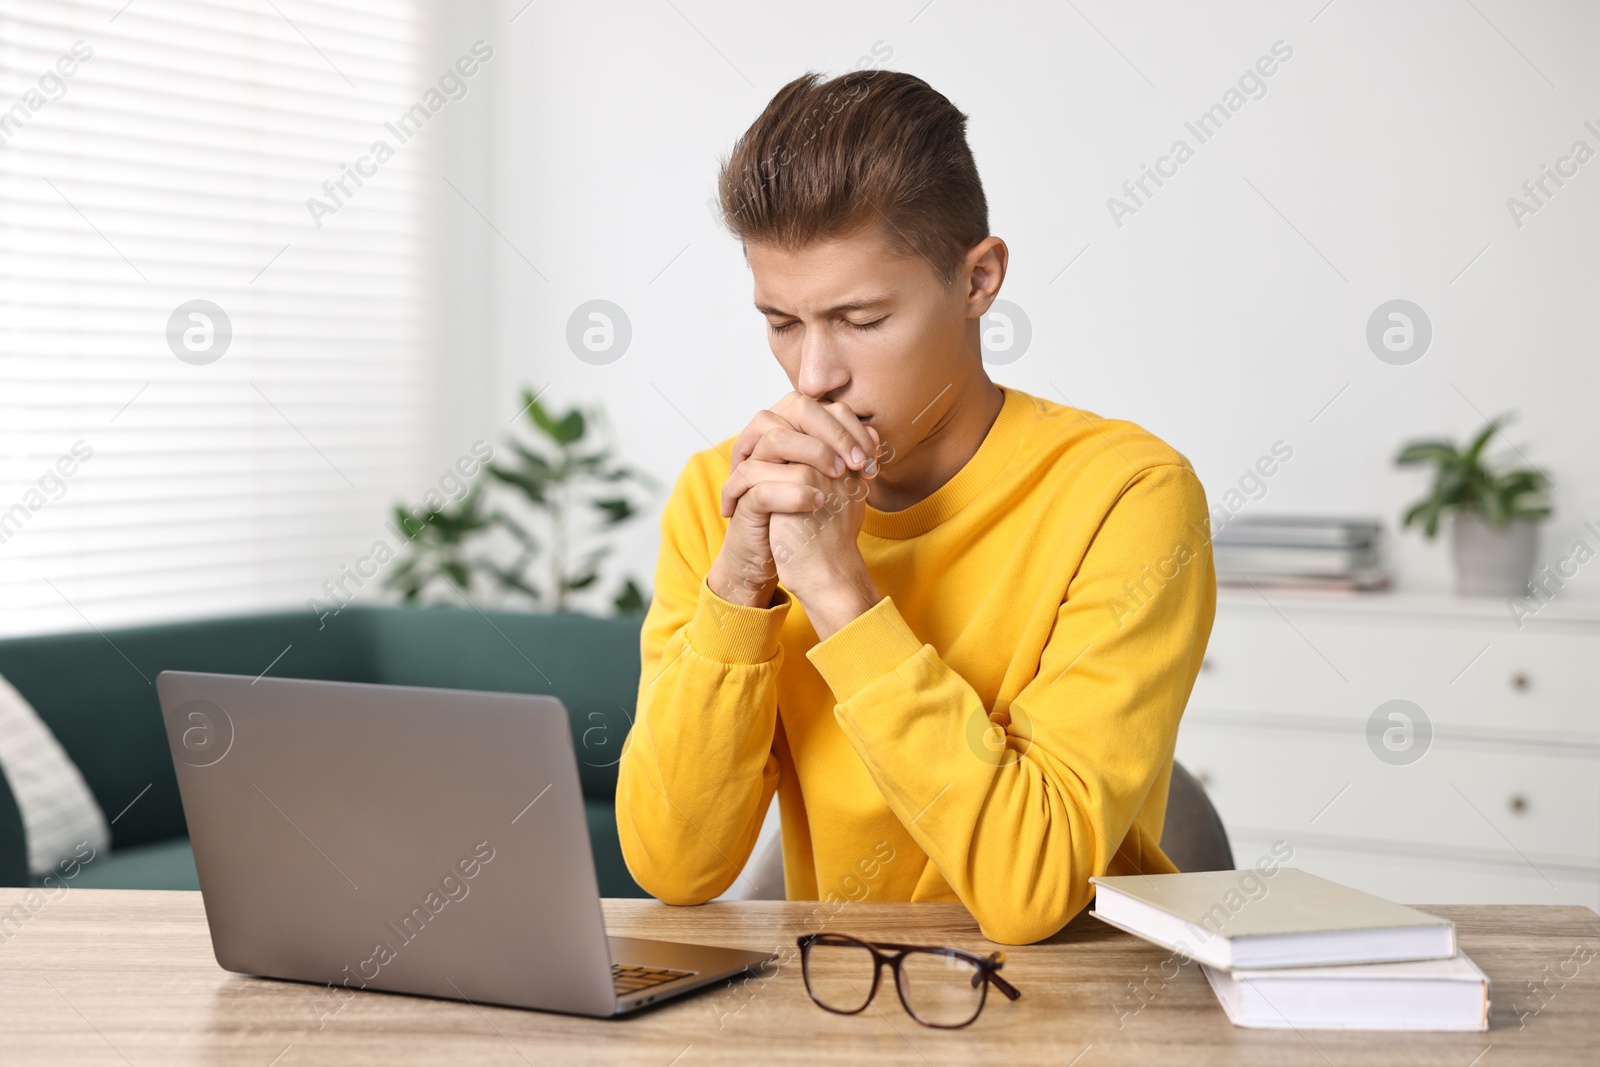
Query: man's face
747 221 977 469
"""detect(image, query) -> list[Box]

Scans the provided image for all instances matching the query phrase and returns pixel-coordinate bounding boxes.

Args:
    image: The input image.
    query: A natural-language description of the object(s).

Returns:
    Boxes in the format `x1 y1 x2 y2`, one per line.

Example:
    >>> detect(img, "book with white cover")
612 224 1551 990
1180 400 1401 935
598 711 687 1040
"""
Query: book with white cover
1089 869 1457 970
1212 516 1383 548
1213 544 1381 576
1202 953 1490 1031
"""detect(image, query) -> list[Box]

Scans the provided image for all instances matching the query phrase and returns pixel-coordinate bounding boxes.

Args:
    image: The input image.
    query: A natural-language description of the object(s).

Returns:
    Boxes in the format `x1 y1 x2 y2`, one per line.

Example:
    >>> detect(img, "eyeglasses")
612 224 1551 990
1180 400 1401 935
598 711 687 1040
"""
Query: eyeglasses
796 933 1022 1029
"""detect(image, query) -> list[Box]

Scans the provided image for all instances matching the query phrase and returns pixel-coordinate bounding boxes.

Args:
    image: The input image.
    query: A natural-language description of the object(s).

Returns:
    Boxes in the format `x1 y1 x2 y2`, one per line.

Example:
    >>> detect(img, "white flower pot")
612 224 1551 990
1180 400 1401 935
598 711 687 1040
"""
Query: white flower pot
1450 513 1540 597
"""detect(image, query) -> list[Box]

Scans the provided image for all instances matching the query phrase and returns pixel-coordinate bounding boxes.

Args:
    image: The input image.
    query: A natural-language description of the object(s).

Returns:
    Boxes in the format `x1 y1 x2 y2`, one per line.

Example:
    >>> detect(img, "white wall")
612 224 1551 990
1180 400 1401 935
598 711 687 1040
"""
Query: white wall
441 0 1600 607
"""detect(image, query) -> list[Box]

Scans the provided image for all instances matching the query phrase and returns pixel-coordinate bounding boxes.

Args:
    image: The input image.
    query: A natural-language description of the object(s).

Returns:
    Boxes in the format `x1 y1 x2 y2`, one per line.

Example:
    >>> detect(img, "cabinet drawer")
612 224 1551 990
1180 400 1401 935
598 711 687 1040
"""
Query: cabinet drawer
1227 832 1600 910
1192 612 1600 735
1175 725 1600 866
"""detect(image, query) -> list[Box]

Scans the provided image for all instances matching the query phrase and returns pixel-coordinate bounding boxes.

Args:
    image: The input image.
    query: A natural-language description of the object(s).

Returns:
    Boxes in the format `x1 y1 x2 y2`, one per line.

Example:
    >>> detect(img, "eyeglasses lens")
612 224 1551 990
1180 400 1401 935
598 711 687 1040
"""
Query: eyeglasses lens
803 939 878 1013
898 951 985 1027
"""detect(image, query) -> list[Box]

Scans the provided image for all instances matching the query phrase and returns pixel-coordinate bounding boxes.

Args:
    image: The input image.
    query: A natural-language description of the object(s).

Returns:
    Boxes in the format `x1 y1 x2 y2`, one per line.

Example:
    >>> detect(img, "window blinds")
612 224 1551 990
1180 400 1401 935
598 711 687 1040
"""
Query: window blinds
0 0 437 637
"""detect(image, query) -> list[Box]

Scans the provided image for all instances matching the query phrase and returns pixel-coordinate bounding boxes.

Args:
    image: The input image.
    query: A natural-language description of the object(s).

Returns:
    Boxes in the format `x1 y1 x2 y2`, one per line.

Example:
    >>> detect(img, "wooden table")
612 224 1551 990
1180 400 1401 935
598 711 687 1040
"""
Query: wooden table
0 890 1594 1065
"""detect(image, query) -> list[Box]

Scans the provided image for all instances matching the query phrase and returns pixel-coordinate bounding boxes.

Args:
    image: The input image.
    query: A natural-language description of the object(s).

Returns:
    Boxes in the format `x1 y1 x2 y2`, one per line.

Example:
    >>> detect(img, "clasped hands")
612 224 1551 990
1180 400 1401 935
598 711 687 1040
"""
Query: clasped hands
706 393 889 638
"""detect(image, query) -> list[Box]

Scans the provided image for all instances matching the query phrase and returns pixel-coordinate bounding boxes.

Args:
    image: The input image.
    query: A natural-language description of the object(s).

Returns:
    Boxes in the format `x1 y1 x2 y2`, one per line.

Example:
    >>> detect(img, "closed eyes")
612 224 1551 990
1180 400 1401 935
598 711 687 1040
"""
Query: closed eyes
769 318 885 335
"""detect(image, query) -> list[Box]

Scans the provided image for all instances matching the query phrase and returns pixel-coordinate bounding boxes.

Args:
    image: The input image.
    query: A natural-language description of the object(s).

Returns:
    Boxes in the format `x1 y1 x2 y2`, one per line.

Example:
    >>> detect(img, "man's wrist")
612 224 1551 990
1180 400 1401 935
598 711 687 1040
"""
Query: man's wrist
707 557 776 608
797 567 881 642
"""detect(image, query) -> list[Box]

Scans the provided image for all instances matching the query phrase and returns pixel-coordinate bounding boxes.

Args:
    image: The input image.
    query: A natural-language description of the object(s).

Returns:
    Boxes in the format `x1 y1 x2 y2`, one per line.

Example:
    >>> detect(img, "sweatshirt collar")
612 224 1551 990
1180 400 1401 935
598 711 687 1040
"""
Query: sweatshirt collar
861 384 1029 540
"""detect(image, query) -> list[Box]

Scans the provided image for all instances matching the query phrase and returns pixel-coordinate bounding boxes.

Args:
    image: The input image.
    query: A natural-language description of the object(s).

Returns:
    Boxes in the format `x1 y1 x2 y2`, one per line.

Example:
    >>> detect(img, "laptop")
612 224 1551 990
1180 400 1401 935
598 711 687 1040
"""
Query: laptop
155 670 776 1017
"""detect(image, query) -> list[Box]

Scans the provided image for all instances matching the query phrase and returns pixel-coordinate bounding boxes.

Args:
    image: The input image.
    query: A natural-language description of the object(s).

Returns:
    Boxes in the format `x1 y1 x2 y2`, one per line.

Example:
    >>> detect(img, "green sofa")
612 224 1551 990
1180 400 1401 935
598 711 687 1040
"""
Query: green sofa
0 605 648 897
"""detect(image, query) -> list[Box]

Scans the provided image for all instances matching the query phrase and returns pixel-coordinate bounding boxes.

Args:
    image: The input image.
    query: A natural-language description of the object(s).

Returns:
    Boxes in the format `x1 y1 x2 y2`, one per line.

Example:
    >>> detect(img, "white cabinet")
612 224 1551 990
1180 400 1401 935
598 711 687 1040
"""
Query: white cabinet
1176 589 1600 909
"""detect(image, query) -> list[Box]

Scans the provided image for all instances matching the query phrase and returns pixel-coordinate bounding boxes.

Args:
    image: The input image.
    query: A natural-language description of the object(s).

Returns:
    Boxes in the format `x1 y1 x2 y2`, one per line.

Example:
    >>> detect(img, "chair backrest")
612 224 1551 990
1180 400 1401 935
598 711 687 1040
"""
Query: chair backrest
733 759 1236 900
1158 761 1235 872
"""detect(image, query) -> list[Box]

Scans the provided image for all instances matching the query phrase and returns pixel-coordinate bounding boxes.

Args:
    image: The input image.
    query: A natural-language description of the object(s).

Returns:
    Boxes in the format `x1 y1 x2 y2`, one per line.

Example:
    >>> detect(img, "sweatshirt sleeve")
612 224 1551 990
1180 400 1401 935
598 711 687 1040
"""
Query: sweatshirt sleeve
615 450 790 904
804 463 1216 944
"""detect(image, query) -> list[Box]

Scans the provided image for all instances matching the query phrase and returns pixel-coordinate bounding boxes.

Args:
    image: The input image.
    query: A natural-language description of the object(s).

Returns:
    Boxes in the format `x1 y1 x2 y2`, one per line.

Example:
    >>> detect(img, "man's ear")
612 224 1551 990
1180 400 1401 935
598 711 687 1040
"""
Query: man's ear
961 237 1008 317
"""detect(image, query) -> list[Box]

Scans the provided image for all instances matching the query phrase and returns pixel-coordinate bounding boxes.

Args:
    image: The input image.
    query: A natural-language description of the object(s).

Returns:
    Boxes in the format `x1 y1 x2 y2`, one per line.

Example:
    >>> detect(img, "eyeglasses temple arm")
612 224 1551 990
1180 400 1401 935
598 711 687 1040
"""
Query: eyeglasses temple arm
983 953 1022 1000
989 970 1023 1000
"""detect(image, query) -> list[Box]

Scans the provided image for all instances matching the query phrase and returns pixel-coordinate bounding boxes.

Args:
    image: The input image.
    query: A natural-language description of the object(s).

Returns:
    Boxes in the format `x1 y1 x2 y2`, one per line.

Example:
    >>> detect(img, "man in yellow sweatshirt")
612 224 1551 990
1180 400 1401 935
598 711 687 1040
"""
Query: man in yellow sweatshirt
616 69 1216 945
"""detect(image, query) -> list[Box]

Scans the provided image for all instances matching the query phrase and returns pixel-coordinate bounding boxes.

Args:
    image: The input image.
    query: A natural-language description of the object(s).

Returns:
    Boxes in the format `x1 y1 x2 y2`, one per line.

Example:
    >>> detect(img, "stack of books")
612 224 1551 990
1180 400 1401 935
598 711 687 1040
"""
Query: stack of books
1212 516 1389 591
1090 869 1489 1031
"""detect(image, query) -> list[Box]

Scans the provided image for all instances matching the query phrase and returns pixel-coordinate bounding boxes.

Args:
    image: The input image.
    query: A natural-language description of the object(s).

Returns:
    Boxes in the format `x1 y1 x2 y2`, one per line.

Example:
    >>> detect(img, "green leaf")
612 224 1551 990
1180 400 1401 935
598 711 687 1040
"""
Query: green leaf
437 509 492 538
1434 465 1471 506
594 497 635 523
613 579 647 614
487 464 549 505
1394 441 1460 467
508 442 555 478
564 571 599 591
491 511 538 548
1482 487 1508 527
554 409 586 445
391 507 427 540
1416 497 1444 539
481 563 541 601
1495 469 1547 495
524 390 561 439
1464 415 1509 467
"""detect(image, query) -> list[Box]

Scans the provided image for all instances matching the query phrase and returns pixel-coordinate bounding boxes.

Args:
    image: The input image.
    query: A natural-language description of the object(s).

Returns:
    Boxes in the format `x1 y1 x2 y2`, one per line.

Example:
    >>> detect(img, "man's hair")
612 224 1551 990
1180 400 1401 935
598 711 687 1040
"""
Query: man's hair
716 70 988 288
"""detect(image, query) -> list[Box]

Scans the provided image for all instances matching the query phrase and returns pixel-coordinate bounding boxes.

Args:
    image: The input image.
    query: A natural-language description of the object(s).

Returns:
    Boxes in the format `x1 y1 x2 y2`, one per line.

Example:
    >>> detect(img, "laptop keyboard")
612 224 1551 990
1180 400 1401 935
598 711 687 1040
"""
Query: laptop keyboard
613 963 697 996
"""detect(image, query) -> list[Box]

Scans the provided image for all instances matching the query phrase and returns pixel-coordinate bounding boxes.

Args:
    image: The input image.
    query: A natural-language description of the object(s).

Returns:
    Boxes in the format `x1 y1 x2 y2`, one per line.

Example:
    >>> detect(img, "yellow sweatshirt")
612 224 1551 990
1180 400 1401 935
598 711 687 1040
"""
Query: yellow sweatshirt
616 384 1216 945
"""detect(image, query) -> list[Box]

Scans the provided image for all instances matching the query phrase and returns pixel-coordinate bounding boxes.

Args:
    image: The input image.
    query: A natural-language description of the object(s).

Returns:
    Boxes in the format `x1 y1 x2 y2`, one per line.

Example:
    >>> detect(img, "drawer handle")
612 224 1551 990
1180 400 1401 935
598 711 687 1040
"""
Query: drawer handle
1508 794 1529 815
1510 672 1530 692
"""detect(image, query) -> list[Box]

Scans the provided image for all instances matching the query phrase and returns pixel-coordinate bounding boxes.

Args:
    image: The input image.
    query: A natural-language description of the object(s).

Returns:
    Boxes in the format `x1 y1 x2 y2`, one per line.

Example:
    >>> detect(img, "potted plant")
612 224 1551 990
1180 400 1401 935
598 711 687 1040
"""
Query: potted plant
386 389 656 614
1395 414 1552 596
483 389 656 613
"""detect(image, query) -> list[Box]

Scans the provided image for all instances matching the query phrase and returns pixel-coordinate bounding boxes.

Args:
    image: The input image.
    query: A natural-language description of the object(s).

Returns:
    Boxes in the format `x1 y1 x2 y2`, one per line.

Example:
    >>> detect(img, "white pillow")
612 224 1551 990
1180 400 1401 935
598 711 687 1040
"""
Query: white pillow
0 672 111 877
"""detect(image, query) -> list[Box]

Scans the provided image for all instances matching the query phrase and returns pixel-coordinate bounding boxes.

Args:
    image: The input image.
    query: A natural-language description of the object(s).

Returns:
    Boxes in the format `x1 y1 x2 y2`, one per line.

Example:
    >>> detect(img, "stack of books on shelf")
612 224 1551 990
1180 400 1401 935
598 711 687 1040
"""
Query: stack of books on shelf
1212 515 1389 591
1091 869 1489 1031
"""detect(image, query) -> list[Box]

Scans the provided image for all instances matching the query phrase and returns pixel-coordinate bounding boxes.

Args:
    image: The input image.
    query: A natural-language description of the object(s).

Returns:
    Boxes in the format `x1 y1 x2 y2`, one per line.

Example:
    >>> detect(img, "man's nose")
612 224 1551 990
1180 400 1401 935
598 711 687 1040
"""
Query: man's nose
796 328 848 400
